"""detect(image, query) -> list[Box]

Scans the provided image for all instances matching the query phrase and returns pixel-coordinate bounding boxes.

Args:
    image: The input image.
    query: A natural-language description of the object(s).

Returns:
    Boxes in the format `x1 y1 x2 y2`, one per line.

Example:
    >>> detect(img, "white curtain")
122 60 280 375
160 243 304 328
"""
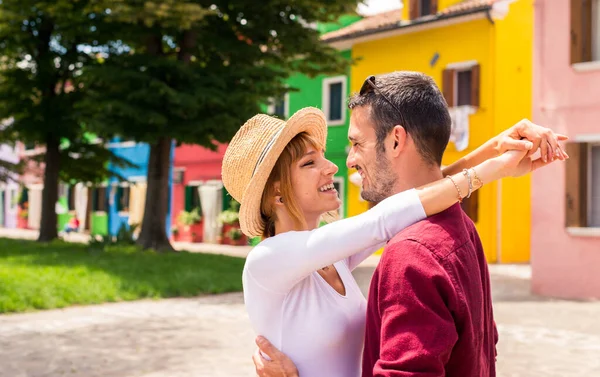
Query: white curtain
128 182 147 234
28 185 43 230
199 183 222 244
6 185 18 228
448 105 475 152
75 183 88 231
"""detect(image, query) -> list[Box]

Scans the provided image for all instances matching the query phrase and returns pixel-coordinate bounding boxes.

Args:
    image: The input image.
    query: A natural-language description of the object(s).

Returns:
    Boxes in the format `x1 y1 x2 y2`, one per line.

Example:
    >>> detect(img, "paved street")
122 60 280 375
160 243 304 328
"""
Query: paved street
1 259 599 377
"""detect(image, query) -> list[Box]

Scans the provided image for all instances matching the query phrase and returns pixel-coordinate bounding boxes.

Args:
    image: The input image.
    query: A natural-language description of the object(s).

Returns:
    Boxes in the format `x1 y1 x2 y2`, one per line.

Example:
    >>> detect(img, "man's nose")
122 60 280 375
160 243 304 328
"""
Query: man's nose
346 148 355 169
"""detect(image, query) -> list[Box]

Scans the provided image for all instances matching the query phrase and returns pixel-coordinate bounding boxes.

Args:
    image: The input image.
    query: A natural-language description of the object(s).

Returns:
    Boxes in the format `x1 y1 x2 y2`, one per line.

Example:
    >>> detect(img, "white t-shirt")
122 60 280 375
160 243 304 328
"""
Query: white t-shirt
243 188 427 377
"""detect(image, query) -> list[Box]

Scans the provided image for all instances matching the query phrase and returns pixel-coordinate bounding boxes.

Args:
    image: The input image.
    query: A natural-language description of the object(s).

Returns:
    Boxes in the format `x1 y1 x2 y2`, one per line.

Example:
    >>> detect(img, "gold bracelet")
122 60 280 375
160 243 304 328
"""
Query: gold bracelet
446 175 463 203
470 168 483 189
462 169 473 198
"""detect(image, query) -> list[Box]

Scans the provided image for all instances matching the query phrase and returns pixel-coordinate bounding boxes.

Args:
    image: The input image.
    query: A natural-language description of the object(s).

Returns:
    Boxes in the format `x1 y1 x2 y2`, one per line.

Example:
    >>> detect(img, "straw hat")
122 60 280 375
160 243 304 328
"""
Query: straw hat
222 107 327 237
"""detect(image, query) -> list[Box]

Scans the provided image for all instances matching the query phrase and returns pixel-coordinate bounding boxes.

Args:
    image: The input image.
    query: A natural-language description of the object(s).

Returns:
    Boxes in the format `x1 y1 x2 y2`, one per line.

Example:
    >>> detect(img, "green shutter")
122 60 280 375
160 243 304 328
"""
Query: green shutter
222 187 231 211
185 186 193 212
116 187 123 212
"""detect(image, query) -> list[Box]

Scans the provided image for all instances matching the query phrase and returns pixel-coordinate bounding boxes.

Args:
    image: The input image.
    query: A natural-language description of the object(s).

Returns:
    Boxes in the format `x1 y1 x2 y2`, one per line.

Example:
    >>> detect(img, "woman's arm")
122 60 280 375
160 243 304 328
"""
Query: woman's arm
246 150 535 293
442 119 568 176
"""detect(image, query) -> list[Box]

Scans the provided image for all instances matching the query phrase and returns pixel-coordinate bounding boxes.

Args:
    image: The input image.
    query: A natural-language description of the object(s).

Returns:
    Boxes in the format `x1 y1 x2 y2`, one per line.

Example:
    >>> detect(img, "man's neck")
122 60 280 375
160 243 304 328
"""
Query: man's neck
391 163 444 195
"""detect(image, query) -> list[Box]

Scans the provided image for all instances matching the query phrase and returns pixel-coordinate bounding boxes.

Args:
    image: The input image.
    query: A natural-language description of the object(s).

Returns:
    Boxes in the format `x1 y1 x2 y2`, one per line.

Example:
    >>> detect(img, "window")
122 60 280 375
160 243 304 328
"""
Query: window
267 94 289 119
442 63 480 108
590 144 600 226
115 185 130 212
92 187 107 212
409 0 438 19
333 176 345 218
322 76 347 126
570 0 600 64
173 168 184 185
461 190 479 223
185 184 202 212
67 186 76 211
565 142 600 228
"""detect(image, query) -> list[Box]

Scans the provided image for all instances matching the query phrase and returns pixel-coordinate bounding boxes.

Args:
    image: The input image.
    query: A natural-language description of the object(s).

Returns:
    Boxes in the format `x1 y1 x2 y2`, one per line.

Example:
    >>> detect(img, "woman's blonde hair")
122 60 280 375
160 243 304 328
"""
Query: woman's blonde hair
260 132 336 239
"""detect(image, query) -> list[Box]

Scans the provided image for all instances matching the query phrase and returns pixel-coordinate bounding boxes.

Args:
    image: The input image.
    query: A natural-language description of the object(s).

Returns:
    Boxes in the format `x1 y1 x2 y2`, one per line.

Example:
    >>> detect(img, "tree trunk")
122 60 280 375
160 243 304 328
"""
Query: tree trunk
37 137 60 242
136 136 174 251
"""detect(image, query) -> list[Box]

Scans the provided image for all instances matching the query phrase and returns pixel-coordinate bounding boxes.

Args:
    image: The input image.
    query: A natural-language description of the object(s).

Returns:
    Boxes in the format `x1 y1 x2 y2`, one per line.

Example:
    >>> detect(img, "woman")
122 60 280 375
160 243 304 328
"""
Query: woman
221 107 565 377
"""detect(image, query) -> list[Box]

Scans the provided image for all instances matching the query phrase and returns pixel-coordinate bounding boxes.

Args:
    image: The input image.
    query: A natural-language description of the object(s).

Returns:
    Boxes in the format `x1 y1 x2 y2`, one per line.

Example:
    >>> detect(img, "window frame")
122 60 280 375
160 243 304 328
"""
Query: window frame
322 75 348 126
587 142 600 227
267 93 290 119
333 176 345 218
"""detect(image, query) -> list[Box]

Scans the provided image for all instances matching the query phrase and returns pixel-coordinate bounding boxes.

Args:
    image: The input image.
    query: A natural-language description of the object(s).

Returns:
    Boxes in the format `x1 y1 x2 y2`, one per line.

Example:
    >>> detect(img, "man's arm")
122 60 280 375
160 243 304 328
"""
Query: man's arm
373 240 458 377
442 119 568 176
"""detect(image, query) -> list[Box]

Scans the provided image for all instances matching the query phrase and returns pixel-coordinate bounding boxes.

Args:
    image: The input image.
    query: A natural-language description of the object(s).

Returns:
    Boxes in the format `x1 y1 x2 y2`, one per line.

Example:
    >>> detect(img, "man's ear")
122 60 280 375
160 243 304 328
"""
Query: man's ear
390 125 407 157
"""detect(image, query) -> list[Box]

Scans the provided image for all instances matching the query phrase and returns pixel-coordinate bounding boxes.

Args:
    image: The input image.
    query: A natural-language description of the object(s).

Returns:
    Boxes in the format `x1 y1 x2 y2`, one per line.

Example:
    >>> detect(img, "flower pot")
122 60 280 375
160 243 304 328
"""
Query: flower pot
174 221 203 243
17 216 28 229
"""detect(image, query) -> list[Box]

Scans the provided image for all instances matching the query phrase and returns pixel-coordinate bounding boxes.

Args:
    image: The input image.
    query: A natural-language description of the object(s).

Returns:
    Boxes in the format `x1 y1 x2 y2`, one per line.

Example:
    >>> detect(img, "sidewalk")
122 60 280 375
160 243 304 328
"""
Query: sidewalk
0 227 252 258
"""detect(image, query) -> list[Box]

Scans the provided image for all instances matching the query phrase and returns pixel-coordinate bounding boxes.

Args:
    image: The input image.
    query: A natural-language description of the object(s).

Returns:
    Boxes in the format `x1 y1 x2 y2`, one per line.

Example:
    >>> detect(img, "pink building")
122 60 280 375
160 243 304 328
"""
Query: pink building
532 0 600 299
171 144 230 243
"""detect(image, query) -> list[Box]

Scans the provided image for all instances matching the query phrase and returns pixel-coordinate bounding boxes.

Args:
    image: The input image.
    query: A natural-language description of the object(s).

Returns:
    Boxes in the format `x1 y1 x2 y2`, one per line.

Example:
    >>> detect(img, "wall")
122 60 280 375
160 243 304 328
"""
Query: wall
531 0 600 299
492 0 534 263
171 143 227 227
0 143 19 228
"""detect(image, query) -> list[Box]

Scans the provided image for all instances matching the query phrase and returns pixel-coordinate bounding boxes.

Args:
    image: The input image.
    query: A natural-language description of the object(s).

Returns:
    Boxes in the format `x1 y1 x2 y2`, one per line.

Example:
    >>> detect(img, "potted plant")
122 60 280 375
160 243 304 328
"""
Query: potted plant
226 226 247 246
17 204 28 229
218 203 240 244
175 208 203 242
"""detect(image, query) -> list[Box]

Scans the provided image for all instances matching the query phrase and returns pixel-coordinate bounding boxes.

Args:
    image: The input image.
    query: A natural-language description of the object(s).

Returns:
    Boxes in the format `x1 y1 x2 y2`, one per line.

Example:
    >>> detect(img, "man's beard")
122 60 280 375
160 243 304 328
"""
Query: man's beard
360 151 397 204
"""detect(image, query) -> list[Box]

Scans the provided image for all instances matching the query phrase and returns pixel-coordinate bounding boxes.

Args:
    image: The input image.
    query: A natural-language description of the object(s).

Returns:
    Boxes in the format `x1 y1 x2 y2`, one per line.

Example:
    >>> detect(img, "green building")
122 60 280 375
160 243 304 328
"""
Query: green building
269 15 361 218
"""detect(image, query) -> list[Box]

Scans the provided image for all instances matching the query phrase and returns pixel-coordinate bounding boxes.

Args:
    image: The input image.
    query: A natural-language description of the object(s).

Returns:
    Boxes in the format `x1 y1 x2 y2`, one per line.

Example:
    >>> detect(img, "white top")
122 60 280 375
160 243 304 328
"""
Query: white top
243 188 427 377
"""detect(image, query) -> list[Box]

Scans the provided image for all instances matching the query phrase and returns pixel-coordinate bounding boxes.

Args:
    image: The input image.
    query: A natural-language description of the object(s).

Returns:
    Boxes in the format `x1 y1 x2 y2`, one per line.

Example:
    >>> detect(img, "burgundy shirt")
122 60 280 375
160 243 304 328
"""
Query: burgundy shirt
362 204 498 377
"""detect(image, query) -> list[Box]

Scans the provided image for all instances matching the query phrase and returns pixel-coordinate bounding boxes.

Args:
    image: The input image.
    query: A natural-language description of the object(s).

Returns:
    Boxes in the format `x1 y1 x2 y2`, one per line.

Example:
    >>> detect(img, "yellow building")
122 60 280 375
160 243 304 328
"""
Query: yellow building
323 0 533 263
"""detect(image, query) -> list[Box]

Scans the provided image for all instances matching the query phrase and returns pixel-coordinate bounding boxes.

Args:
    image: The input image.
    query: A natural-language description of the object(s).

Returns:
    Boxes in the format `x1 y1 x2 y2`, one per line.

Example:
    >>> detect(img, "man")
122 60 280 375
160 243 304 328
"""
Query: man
252 72 566 377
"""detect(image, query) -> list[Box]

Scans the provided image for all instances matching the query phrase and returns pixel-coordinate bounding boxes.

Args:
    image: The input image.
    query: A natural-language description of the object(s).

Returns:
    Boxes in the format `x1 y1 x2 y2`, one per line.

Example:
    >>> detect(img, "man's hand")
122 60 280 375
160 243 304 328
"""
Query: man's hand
494 119 569 163
252 336 299 377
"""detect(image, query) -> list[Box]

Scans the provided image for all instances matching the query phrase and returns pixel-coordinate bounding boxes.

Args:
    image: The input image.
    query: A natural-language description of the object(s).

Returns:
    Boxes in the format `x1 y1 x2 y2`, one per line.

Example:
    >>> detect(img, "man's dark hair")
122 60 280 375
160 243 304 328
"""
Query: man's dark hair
348 71 452 166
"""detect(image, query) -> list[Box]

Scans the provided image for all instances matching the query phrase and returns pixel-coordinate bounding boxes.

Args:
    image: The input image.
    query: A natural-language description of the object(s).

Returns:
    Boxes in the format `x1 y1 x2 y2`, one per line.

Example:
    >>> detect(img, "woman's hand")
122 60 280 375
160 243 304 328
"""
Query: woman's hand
476 148 560 185
494 119 569 163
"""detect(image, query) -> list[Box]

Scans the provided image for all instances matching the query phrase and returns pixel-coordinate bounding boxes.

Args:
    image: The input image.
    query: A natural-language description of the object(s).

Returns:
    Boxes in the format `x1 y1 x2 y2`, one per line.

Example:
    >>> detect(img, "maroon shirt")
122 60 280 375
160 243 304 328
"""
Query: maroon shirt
362 204 498 377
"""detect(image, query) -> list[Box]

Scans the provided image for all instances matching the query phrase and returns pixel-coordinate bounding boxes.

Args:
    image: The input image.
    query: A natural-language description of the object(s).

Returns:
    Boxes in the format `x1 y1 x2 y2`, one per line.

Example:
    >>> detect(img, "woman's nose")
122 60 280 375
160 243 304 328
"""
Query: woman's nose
323 159 338 176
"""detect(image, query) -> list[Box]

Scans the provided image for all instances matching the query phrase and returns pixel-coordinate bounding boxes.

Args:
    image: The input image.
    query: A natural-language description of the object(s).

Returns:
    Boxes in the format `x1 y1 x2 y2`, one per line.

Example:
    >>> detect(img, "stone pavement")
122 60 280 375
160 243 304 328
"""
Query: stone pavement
1 255 600 376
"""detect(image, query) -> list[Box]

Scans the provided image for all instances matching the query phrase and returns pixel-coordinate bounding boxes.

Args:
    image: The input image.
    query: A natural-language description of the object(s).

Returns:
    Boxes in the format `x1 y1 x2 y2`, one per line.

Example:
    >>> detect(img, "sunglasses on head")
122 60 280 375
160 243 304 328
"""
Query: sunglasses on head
359 75 403 114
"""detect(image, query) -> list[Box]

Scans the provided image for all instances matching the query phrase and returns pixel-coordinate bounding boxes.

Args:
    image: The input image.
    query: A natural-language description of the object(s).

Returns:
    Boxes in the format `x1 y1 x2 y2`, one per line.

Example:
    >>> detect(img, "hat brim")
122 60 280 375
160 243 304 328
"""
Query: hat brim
238 107 328 237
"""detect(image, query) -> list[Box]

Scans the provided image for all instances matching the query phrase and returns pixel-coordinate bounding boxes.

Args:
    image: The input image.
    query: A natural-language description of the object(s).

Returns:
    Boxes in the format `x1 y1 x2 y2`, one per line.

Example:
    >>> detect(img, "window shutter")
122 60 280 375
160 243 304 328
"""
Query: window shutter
410 0 419 20
442 69 455 107
184 186 193 212
460 189 479 223
430 0 438 15
565 142 588 227
570 0 593 64
470 64 480 107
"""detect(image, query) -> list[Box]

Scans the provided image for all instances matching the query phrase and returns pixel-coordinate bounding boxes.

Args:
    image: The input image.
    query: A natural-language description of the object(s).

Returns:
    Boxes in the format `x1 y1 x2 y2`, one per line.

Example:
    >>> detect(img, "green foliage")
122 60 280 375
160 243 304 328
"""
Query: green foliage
0 238 244 313
218 209 239 226
177 208 202 226
78 0 360 148
227 227 243 241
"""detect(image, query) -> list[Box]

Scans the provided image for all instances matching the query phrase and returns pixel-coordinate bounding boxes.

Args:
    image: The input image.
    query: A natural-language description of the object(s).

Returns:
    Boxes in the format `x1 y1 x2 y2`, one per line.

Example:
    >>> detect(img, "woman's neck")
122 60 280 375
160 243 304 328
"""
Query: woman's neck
274 210 321 235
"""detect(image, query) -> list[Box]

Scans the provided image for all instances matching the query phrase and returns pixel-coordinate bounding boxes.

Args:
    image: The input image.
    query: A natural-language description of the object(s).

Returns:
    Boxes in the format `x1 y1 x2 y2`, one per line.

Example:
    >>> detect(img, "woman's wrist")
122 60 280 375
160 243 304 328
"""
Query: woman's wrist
472 158 504 186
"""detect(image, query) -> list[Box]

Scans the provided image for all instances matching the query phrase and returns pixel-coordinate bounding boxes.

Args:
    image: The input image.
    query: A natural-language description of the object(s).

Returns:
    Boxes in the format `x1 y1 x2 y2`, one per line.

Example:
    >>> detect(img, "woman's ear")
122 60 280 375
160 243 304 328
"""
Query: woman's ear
273 182 284 206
